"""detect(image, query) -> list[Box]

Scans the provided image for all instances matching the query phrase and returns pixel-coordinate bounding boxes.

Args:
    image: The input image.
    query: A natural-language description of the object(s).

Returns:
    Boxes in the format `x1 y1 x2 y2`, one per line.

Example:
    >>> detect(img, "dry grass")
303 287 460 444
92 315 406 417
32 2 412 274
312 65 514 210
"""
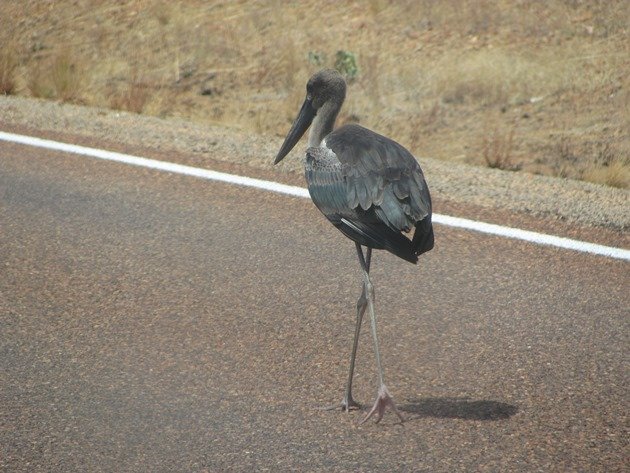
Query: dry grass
50 51 83 102
1 0 628 188
109 82 150 114
582 142 630 189
0 48 18 95
28 51 83 102
430 49 568 106
109 72 151 114
27 61 55 100
482 126 519 171
544 134 630 188
583 159 630 189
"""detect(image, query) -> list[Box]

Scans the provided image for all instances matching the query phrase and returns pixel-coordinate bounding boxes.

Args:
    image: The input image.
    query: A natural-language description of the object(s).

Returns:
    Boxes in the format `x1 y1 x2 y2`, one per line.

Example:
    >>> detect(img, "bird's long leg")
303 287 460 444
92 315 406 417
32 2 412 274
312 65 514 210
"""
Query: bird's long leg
356 246 405 425
321 245 371 412
339 245 372 410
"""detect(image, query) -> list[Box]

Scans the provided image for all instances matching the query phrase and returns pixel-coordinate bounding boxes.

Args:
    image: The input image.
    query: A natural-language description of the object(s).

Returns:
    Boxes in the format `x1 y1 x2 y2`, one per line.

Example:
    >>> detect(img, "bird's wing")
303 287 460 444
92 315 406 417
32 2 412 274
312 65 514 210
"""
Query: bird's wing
305 145 419 261
324 124 432 233
305 126 433 263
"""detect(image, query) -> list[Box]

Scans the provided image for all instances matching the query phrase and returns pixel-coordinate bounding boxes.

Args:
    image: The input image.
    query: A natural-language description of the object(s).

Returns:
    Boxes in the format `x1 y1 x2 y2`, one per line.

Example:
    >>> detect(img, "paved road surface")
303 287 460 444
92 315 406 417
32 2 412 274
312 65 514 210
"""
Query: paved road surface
1 139 628 472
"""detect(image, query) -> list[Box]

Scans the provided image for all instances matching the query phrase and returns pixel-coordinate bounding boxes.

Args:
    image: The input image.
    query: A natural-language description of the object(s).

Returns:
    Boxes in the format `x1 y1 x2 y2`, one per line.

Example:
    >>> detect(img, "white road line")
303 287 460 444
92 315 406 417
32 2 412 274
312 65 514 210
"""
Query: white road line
1 130 628 261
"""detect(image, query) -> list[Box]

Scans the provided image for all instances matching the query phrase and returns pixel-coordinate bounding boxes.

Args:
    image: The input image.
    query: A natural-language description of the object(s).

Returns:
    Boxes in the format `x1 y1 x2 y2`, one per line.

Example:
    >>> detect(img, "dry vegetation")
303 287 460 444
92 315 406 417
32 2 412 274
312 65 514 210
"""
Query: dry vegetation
1 0 628 188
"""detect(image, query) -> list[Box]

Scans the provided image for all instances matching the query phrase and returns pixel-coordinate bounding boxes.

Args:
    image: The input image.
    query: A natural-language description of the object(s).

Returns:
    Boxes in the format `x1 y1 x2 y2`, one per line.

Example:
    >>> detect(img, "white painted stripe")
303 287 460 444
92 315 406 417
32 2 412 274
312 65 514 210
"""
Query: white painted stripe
0 131 310 199
433 214 629 260
1 130 628 261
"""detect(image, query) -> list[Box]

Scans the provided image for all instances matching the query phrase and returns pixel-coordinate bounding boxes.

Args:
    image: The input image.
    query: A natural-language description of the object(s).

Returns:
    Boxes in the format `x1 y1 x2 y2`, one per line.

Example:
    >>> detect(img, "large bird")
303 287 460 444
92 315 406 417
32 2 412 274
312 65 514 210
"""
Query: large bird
274 69 434 424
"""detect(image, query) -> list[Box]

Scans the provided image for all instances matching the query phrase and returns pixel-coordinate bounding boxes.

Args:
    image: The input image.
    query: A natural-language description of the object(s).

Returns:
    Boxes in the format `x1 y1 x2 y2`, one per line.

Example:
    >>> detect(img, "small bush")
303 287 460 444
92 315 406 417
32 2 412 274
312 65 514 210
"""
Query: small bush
482 127 520 171
0 49 18 95
582 160 630 189
109 79 150 114
51 52 82 102
582 143 629 189
334 50 358 82
307 51 325 66
28 51 83 102
28 61 55 99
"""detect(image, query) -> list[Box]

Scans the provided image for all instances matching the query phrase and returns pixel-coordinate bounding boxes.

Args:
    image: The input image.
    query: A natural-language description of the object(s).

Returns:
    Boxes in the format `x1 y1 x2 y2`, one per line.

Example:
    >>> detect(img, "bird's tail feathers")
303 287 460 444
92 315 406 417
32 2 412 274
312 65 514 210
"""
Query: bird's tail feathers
412 215 434 257
338 218 418 264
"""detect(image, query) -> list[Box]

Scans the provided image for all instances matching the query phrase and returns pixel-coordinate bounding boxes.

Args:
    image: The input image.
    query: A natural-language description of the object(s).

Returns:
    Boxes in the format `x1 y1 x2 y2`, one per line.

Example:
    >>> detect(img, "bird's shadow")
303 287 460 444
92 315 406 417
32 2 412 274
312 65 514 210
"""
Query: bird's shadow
399 397 518 421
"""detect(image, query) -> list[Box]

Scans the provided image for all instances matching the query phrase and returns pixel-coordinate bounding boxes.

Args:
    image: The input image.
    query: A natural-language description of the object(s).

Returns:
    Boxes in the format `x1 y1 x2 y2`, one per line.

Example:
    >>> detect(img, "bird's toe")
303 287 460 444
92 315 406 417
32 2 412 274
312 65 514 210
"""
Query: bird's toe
359 384 405 425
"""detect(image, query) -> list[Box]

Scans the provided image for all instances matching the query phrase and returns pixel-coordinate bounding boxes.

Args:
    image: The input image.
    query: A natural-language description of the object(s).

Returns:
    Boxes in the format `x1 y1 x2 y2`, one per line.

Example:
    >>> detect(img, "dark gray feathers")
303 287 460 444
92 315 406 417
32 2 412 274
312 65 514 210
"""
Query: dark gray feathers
305 124 434 263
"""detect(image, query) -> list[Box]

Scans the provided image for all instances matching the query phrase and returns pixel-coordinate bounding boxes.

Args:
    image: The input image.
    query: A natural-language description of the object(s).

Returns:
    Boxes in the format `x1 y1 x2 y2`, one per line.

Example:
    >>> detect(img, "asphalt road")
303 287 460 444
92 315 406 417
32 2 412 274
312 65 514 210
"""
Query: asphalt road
1 139 628 472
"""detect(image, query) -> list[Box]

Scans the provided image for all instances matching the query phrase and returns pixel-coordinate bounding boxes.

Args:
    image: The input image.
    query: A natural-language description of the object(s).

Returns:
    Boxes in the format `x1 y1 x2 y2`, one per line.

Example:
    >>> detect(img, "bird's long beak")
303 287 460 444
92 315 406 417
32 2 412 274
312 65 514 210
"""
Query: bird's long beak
274 97 316 164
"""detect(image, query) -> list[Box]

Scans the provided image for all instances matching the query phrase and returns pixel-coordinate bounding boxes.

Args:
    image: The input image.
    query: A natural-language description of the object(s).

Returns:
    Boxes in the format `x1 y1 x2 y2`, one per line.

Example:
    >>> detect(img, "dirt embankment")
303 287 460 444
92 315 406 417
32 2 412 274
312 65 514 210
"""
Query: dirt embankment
1 96 628 234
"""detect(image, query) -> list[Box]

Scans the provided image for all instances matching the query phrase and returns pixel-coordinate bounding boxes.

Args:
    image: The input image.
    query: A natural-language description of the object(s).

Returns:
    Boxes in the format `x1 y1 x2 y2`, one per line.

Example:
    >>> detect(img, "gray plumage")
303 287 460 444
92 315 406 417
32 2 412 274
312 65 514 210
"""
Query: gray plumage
305 123 433 263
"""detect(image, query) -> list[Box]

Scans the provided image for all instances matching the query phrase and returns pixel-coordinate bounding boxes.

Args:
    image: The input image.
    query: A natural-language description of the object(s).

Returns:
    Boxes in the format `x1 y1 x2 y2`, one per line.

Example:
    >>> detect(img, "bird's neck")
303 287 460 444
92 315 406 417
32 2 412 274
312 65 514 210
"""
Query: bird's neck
308 102 339 148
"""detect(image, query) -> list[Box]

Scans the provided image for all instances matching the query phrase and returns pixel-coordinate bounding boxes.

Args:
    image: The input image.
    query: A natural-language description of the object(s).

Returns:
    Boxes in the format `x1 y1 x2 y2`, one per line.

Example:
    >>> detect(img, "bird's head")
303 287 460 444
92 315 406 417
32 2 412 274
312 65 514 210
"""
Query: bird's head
274 69 346 164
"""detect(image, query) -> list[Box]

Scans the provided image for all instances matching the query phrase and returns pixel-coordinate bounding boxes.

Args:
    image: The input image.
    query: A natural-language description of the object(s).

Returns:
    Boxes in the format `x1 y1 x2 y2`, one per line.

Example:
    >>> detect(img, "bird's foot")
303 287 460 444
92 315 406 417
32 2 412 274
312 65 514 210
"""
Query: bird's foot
318 394 362 412
359 384 405 425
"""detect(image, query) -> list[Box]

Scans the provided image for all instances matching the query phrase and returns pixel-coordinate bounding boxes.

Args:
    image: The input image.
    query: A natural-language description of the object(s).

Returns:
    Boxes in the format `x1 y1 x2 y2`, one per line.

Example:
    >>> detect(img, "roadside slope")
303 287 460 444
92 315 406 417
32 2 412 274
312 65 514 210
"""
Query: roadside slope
1 95 628 231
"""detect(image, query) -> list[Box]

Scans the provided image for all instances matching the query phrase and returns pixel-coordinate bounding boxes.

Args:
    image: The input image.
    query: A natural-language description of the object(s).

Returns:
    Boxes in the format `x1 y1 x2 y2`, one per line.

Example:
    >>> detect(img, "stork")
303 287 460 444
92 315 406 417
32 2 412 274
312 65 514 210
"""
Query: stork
274 69 434 424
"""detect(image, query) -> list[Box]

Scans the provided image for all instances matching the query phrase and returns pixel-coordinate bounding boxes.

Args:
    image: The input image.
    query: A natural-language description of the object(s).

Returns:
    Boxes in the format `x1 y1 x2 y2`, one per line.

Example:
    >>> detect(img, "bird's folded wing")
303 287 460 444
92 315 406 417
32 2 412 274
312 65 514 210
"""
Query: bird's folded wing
326 124 432 233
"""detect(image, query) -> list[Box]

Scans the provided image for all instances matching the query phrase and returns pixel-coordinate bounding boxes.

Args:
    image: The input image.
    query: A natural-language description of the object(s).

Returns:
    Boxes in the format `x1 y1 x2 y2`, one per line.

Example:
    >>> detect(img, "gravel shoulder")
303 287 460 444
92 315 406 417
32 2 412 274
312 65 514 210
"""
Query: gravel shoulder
1 95 628 232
